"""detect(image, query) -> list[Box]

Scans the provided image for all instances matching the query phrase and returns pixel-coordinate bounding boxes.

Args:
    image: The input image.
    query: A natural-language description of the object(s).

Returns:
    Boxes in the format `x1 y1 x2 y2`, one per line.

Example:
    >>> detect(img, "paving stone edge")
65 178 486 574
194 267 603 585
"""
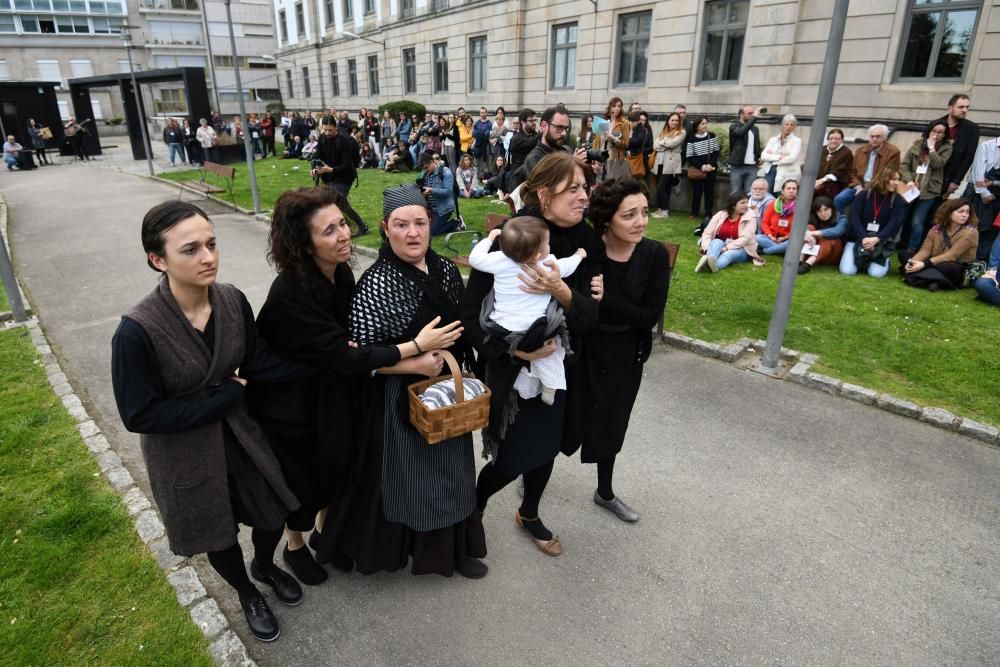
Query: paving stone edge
660 332 1000 448
0 195 255 667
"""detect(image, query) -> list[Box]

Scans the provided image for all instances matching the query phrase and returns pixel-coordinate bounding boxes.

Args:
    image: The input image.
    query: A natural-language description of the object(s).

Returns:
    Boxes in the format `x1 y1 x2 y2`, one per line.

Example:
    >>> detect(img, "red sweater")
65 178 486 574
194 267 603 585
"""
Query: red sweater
761 200 796 239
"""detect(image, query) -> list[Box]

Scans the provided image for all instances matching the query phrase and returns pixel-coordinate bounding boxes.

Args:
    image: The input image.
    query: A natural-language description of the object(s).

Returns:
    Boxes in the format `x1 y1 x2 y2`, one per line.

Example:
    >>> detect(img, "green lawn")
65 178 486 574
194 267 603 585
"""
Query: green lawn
0 327 213 666
0 278 8 312
160 162 999 427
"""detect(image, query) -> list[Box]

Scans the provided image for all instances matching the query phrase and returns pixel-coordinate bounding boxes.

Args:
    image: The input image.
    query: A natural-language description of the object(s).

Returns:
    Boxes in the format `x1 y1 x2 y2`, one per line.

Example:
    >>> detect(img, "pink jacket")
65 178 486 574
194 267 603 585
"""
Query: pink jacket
700 209 761 260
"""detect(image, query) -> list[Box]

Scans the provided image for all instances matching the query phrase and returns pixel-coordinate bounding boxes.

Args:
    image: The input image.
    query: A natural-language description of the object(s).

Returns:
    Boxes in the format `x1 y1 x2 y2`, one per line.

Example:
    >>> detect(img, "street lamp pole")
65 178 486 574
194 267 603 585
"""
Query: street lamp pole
223 0 261 214
120 24 155 177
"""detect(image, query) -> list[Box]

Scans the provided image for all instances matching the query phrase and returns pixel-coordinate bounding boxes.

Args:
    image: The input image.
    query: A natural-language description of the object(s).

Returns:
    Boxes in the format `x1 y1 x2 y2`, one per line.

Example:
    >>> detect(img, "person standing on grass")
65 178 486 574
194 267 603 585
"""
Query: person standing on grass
728 105 764 195
260 112 276 158
933 94 979 198
112 201 312 643
651 112 685 218
312 116 368 237
196 118 218 164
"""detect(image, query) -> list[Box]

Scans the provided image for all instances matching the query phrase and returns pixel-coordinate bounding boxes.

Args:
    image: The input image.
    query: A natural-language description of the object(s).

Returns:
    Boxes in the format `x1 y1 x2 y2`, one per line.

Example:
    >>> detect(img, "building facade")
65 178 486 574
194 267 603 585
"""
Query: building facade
271 0 1000 129
0 0 280 124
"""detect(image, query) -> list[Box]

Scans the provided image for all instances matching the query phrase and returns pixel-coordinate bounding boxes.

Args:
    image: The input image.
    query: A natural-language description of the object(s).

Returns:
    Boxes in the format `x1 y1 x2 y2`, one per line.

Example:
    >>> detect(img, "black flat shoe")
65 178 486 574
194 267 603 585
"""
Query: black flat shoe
797 261 811 275
308 530 355 572
456 557 489 579
282 545 328 585
240 591 280 642
250 560 303 606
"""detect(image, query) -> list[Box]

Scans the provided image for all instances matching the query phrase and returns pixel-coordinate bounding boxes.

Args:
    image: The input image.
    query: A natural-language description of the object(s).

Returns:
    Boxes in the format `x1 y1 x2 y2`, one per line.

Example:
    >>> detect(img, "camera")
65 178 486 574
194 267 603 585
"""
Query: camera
585 149 608 163
311 159 325 170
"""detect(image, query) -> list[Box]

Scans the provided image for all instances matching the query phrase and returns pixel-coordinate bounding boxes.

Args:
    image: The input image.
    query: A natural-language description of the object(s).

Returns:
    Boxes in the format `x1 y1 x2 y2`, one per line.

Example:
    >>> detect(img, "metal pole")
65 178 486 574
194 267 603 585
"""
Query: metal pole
753 0 850 374
224 0 262 214
199 0 223 113
123 27 155 177
0 228 28 322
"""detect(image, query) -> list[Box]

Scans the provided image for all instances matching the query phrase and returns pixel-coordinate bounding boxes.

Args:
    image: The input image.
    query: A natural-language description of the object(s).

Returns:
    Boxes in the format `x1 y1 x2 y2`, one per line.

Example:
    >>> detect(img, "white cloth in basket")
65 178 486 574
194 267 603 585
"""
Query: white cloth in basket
419 377 488 410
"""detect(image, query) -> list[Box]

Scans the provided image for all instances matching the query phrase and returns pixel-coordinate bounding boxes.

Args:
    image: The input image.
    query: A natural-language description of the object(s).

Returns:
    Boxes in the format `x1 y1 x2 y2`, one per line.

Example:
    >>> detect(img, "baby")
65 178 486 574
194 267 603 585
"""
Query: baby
469 216 586 405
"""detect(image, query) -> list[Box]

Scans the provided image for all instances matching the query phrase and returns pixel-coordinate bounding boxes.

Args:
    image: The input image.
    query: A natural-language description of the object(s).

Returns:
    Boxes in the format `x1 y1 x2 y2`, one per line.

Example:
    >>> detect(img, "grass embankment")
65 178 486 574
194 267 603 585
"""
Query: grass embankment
160 161 999 426
0 327 213 665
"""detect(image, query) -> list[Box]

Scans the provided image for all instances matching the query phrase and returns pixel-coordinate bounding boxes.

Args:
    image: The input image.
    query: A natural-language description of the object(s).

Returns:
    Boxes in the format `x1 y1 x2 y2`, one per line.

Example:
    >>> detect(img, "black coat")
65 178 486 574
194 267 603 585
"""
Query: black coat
316 132 359 186
934 115 979 188
728 117 762 167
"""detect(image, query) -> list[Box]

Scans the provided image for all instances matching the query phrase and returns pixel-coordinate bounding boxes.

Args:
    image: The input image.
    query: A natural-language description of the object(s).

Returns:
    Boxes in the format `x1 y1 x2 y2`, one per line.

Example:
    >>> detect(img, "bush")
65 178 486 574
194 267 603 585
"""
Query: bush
105 117 124 126
709 123 730 168
378 100 427 120
266 102 285 113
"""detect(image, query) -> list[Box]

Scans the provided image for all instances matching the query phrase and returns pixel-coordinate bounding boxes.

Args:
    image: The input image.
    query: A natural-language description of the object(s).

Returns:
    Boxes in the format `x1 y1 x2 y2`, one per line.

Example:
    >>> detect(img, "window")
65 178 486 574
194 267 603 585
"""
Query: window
402 47 416 94
431 0 447 10
551 22 577 89
90 98 103 120
302 66 311 97
148 19 202 45
56 15 90 33
295 2 304 36
92 17 121 33
278 9 287 42
254 88 282 101
897 0 980 81
468 35 486 92
36 59 61 84
348 58 357 96
364 0 374 15
69 59 93 78
367 54 379 95
248 61 277 69
208 21 244 37
156 88 187 113
330 61 340 96
57 100 69 119
0 15 14 32
213 55 249 68
400 0 413 19
700 0 747 83
615 11 650 86
324 0 333 24
118 59 130 73
286 69 294 98
432 42 447 93
157 55 207 68
342 0 352 20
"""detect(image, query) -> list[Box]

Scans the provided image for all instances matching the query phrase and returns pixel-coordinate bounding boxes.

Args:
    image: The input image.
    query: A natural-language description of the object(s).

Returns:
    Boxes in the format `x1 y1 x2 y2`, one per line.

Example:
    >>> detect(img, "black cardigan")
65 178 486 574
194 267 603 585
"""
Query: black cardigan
934 115 979 188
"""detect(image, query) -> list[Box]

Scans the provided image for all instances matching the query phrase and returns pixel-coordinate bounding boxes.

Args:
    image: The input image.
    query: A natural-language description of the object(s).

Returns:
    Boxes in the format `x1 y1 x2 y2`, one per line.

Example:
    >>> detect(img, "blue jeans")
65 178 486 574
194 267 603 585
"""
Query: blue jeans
729 165 758 195
251 138 263 157
755 235 789 255
833 186 857 215
708 239 750 269
974 276 1000 307
409 142 421 165
4 156 17 170
839 241 890 277
763 165 777 193
167 142 185 164
906 198 938 251
430 209 458 236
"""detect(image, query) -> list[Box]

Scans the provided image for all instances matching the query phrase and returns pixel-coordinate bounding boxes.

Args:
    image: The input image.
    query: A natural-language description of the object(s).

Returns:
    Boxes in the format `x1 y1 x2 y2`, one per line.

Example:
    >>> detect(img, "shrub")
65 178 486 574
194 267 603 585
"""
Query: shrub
106 117 124 126
378 100 427 121
266 102 285 113
709 123 730 167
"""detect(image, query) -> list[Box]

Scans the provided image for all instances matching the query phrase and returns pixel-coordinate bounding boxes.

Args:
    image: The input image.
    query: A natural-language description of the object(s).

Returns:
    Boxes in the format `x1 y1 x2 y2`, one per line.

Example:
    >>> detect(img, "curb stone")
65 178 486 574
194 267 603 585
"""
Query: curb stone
661 329 999 448
0 195 255 665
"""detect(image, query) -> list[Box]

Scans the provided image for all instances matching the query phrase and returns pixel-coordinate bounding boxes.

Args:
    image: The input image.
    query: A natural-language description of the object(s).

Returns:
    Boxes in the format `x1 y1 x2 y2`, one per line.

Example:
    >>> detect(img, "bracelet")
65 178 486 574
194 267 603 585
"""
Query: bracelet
412 339 423 355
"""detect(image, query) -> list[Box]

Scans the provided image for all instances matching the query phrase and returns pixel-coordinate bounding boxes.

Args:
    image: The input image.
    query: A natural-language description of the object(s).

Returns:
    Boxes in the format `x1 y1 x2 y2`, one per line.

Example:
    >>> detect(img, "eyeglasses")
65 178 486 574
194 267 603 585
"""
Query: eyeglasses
550 124 570 133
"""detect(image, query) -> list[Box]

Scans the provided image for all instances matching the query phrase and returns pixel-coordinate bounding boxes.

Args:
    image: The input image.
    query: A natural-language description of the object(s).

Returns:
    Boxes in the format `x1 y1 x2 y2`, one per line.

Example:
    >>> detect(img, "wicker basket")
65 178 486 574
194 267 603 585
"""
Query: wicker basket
407 350 491 445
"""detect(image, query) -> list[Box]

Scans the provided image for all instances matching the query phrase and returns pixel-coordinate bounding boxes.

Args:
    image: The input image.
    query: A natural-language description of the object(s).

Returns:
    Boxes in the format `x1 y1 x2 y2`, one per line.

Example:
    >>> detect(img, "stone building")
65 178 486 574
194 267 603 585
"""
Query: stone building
271 0 1000 129
0 0 280 125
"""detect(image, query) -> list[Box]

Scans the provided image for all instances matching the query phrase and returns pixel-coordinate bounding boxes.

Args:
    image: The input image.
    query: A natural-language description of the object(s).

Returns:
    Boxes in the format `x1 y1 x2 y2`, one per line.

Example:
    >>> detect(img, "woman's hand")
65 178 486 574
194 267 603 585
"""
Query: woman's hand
513 338 558 362
814 178 826 190
803 232 817 246
518 258 563 294
411 351 445 377
861 236 880 251
590 274 604 302
414 316 463 352
904 259 925 274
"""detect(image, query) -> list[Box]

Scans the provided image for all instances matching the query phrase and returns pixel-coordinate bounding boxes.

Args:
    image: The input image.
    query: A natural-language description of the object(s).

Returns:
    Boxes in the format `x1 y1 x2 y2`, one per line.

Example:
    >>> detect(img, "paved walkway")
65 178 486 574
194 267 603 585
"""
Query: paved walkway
3 164 1000 664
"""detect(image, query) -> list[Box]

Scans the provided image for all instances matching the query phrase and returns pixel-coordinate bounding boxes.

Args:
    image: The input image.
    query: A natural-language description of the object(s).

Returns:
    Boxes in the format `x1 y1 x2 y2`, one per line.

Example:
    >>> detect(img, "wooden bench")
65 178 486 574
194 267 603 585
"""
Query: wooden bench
179 161 237 209
656 241 680 341
445 213 509 268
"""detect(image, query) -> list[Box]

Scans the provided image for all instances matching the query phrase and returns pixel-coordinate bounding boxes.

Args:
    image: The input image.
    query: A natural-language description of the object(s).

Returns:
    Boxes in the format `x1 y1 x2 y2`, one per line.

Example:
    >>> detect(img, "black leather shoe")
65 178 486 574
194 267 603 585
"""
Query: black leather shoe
240 591 280 642
309 529 355 571
250 560 303 607
456 557 489 579
282 545 328 585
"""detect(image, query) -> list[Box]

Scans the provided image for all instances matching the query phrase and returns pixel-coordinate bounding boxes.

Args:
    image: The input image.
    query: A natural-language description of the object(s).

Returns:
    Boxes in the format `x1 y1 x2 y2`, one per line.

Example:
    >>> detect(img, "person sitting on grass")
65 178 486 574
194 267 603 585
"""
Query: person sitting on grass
796 195 847 275
483 155 509 197
973 233 1000 307
839 166 906 278
696 191 764 272
901 198 978 291
457 154 485 199
384 138 412 173
755 179 799 256
359 142 379 169
300 134 319 161
282 135 302 159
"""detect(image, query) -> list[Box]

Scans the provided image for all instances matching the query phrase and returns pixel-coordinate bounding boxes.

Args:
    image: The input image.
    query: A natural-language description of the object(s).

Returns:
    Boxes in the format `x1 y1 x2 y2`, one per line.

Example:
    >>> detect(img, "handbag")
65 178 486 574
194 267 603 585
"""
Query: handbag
687 165 707 180
407 350 491 445
646 152 656 171
40 126 53 140
627 153 646 178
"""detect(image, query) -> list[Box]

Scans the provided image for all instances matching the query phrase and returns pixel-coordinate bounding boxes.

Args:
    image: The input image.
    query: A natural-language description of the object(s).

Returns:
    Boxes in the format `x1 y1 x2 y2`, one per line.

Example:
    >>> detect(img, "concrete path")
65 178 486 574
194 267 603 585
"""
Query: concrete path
4 165 1000 665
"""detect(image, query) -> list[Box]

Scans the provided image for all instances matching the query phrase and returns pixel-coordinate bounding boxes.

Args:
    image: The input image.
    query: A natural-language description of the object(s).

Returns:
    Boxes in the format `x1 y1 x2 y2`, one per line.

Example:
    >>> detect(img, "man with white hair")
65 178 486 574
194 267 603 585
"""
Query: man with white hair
835 123 900 212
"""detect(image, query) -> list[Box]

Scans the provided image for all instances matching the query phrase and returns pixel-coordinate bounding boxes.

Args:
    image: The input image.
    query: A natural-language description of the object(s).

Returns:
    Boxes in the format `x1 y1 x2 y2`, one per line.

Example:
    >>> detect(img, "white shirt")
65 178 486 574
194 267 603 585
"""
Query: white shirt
971 138 1000 196
744 131 755 165
469 237 582 331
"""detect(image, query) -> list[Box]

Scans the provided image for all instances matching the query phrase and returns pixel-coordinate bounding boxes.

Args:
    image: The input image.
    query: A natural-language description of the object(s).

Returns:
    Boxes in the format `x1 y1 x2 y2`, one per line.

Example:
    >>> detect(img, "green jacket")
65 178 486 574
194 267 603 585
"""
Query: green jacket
900 138 953 200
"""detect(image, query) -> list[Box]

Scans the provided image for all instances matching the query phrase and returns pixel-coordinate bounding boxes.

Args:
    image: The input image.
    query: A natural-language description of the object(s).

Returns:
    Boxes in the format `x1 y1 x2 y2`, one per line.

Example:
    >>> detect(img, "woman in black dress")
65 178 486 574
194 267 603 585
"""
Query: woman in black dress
565 177 670 522
248 187 462 585
461 152 602 556
314 183 488 579
111 202 312 642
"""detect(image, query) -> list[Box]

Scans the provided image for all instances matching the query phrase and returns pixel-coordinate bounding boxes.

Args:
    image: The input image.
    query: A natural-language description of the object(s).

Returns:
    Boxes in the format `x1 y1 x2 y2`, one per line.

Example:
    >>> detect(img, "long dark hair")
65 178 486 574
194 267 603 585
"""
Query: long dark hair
809 196 836 228
267 187 363 285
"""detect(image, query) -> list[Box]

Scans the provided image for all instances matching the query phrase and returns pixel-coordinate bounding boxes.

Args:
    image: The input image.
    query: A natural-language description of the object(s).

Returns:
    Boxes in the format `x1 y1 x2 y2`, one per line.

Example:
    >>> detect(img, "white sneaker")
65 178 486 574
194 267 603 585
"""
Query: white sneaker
707 255 718 272
695 256 709 273
652 209 667 219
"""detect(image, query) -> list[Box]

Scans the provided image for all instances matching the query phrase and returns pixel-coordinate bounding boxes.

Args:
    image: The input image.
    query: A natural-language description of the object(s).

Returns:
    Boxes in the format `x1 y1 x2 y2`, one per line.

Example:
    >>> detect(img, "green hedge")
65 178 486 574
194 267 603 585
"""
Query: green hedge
378 100 427 120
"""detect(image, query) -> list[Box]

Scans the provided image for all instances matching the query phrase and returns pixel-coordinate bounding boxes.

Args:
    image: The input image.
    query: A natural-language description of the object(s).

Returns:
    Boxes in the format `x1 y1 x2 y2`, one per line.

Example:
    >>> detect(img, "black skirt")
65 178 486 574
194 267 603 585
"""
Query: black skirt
314 402 486 576
266 432 329 532
492 391 565 477
223 424 289 533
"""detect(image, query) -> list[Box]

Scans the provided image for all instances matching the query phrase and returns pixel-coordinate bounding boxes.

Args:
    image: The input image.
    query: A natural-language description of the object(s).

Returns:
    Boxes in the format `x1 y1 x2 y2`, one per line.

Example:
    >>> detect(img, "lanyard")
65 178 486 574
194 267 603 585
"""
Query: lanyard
871 192 884 221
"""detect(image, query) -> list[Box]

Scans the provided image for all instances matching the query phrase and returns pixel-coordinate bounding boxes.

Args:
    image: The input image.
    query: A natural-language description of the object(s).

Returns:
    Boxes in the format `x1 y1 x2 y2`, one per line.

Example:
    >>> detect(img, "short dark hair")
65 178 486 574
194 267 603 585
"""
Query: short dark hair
268 186 362 285
518 107 536 124
418 151 436 168
540 104 568 124
500 216 549 264
947 94 970 107
141 201 210 272
724 191 748 218
587 177 649 235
